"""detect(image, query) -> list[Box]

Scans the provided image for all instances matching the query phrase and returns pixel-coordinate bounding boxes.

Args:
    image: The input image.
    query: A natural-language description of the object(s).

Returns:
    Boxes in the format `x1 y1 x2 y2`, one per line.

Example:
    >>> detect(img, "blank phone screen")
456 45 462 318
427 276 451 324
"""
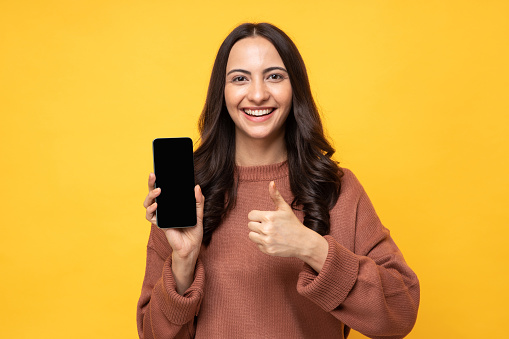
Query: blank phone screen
152 138 197 228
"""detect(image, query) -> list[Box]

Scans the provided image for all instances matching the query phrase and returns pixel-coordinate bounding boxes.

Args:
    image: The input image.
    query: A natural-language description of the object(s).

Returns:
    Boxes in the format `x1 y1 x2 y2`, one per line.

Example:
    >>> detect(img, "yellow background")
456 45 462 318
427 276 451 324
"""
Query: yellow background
1 1 508 338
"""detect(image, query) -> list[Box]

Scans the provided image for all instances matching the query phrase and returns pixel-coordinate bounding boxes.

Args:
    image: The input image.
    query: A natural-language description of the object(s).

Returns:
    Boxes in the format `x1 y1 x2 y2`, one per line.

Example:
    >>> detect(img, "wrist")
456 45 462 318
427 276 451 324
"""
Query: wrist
298 230 329 273
172 252 197 275
172 249 198 264
171 253 197 295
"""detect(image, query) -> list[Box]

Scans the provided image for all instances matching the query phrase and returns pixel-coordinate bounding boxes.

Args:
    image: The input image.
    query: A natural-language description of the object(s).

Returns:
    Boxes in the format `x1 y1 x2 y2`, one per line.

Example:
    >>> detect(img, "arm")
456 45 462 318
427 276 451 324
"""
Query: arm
137 224 205 339
297 171 420 339
137 174 206 338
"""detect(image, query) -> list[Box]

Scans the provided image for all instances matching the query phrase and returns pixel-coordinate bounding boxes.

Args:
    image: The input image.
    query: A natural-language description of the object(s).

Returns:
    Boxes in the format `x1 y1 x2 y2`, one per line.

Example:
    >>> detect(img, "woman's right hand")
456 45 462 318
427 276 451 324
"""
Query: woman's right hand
143 173 205 294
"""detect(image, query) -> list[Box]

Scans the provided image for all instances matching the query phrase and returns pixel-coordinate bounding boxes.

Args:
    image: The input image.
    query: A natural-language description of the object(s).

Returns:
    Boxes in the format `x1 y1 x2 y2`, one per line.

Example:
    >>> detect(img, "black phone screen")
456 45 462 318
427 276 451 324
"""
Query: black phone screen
152 137 197 228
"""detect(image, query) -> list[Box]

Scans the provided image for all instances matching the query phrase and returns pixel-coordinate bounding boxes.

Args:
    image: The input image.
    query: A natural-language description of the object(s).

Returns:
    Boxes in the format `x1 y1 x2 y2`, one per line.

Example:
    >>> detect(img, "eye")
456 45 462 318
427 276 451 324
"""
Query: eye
267 73 285 81
232 75 248 82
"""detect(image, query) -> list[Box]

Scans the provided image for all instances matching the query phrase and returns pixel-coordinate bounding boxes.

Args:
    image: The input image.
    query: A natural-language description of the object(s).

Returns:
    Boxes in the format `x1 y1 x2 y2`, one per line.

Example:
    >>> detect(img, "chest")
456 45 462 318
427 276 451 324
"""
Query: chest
200 181 304 286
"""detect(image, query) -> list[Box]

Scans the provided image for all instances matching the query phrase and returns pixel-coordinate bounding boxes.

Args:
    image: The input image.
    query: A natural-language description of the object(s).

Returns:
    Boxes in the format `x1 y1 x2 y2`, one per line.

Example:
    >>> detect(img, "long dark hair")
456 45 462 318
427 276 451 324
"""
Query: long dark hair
194 23 343 245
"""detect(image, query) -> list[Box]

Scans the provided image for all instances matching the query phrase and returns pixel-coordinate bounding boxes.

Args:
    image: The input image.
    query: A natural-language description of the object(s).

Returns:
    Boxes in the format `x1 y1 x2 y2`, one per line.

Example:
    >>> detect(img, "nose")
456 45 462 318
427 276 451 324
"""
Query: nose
247 78 269 104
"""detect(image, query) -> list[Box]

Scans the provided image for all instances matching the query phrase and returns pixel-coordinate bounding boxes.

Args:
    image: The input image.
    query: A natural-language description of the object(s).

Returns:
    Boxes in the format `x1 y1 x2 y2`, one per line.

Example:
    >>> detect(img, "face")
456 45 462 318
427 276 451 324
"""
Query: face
224 36 292 143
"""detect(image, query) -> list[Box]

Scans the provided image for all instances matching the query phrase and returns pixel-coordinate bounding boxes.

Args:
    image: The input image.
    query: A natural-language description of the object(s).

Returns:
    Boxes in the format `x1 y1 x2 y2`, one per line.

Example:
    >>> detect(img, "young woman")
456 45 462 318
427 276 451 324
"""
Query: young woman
137 23 420 339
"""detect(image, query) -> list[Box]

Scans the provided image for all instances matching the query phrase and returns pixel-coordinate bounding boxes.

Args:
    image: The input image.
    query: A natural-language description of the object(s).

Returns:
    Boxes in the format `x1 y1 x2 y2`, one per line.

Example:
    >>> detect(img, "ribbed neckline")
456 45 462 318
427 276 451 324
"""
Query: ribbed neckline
236 160 289 182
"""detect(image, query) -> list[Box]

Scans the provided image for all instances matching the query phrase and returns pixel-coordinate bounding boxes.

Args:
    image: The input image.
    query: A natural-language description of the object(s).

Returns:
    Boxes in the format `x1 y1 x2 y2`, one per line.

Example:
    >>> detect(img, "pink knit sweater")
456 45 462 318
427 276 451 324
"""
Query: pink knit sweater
137 162 419 338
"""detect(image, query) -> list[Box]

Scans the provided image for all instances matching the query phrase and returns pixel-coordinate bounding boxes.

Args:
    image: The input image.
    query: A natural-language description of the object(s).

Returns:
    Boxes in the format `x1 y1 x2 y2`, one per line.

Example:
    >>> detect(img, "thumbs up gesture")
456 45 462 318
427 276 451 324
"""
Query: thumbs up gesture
248 181 327 265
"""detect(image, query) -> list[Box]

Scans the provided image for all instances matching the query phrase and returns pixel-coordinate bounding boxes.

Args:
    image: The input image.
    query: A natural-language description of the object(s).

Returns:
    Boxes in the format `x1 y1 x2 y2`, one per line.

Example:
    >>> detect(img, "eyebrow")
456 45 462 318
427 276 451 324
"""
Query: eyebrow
226 66 288 76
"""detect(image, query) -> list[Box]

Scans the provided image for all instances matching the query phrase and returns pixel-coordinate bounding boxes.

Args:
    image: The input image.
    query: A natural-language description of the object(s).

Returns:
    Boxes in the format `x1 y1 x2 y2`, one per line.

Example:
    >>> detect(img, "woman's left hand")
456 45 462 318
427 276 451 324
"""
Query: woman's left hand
248 181 329 272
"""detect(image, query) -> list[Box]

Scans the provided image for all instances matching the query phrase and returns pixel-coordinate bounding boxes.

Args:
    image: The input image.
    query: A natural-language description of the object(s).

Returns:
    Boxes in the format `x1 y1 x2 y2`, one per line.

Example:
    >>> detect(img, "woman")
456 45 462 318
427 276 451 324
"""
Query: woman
137 23 419 339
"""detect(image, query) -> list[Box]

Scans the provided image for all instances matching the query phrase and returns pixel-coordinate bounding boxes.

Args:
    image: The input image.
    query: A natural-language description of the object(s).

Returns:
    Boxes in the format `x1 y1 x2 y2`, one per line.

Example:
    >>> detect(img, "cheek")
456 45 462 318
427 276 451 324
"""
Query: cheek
224 87 234 109
224 87 244 111
224 89 240 124
277 86 293 110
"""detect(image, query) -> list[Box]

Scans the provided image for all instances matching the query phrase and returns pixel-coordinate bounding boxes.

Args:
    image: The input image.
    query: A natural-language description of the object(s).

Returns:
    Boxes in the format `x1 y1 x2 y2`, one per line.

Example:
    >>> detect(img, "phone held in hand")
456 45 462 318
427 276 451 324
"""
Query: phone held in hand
152 137 197 228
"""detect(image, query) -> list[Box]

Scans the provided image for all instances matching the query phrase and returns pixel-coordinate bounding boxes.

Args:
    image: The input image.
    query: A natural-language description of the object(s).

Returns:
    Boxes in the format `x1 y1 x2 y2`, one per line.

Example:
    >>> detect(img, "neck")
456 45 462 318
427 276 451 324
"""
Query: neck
234 132 287 167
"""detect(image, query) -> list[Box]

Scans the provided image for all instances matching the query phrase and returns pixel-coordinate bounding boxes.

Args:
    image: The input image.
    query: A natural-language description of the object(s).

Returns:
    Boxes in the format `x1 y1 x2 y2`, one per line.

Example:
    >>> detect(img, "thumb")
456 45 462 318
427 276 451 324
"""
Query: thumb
195 185 205 226
269 181 289 211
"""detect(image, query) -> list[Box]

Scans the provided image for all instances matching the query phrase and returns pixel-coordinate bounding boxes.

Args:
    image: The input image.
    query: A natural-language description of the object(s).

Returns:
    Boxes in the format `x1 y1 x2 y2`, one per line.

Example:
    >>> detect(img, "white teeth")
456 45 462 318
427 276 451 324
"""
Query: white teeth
244 109 273 116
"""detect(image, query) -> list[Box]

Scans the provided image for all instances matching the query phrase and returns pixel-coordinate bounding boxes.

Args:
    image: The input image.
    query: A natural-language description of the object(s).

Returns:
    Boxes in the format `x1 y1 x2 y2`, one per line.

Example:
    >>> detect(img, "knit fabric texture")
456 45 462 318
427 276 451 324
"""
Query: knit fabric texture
137 161 420 339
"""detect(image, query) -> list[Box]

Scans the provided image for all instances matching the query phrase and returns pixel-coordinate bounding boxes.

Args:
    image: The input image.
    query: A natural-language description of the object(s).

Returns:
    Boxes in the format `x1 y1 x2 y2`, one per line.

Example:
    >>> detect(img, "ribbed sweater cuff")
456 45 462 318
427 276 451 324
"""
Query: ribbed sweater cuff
297 235 359 312
154 256 205 325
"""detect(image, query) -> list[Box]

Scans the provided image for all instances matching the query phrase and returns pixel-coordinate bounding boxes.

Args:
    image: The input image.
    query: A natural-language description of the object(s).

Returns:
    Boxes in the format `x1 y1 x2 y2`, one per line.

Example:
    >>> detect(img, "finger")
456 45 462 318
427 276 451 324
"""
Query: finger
247 220 262 233
143 187 161 208
269 181 289 211
195 185 205 226
148 172 156 191
248 231 264 245
146 202 157 222
247 209 264 222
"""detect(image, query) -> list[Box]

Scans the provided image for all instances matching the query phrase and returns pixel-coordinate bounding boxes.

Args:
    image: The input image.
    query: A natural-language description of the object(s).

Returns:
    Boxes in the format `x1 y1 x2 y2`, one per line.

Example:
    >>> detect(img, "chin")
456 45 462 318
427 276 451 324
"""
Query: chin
247 130 283 141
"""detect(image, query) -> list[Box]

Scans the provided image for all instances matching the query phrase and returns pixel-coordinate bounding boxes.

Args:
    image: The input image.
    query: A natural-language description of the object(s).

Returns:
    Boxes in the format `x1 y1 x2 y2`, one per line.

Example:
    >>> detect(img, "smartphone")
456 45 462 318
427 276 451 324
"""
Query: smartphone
152 137 197 228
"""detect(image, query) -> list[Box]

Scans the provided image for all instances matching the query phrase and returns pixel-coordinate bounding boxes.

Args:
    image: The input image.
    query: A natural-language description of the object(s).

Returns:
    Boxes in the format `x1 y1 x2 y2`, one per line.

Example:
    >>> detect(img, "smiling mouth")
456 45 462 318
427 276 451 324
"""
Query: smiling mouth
243 108 275 117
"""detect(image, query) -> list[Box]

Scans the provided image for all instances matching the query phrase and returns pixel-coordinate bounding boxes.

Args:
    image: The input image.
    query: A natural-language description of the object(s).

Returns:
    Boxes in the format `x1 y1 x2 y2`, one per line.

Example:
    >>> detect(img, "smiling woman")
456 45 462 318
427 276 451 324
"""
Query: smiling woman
137 22 420 339
192 23 344 248
225 36 293 165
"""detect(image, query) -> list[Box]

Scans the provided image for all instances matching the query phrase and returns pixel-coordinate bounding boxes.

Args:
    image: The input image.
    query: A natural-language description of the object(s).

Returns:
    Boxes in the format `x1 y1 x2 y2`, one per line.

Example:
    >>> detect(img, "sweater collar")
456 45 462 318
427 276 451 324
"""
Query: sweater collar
236 160 289 182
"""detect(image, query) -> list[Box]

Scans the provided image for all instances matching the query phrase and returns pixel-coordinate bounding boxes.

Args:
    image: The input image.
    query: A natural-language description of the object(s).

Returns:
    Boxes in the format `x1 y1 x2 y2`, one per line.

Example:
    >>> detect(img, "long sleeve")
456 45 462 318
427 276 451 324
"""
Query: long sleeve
137 224 205 339
296 170 420 338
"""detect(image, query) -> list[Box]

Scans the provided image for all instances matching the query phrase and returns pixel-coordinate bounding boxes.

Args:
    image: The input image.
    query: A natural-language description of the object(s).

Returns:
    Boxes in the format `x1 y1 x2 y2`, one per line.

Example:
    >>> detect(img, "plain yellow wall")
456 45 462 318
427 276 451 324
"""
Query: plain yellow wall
1 1 508 338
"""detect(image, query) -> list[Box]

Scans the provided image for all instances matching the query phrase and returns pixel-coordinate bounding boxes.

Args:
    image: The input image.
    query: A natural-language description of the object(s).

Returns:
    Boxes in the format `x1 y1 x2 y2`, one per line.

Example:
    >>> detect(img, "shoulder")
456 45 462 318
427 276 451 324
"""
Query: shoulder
328 167 366 220
331 167 378 222
338 167 366 202
330 167 383 251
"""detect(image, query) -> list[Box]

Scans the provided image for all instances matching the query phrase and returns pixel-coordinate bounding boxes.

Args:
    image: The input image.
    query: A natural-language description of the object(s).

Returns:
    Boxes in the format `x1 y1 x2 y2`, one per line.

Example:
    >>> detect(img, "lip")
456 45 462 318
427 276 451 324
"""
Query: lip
241 107 276 122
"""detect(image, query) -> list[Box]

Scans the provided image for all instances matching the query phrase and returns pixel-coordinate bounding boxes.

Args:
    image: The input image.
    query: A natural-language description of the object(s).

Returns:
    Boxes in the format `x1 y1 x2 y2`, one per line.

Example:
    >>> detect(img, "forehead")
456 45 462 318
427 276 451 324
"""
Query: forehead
226 36 285 69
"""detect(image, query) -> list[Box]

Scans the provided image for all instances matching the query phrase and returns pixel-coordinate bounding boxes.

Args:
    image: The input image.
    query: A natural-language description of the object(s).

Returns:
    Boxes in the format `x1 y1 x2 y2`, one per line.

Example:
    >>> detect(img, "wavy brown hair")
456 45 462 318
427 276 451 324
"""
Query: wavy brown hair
194 23 343 245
